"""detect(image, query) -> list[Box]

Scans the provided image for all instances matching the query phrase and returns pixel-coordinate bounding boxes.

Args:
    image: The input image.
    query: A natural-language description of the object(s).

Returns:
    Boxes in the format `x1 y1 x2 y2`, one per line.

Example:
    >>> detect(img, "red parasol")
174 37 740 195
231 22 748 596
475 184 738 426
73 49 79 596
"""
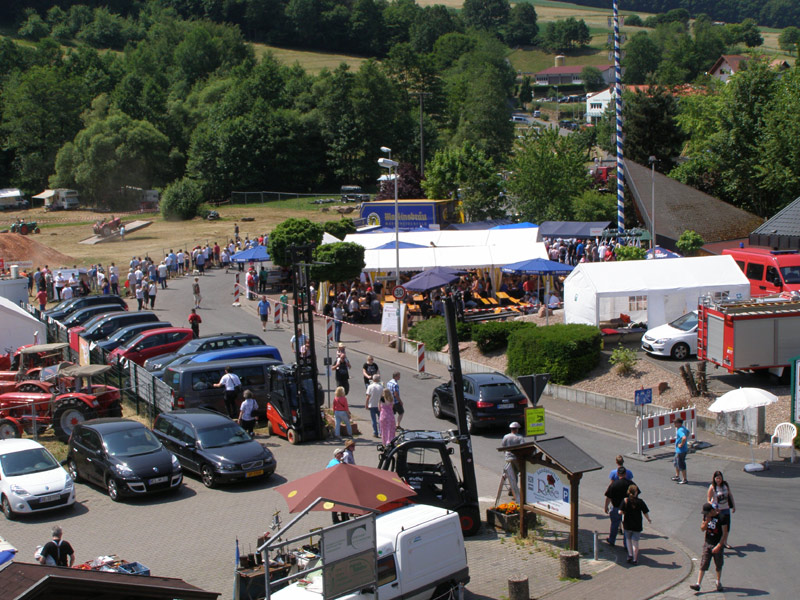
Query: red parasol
274 463 416 515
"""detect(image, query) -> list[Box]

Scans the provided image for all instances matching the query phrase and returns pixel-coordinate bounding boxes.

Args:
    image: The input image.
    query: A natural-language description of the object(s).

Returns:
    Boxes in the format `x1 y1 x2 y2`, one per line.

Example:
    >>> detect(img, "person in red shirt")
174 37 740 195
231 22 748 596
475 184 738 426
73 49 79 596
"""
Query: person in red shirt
36 289 48 312
187 308 202 338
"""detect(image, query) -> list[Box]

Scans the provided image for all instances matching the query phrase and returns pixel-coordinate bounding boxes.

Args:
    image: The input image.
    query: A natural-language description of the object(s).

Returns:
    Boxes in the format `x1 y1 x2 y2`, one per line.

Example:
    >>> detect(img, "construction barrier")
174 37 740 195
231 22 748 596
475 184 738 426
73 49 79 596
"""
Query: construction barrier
326 317 334 346
274 303 281 327
232 274 241 306
636 406 696 455
416 342 426 374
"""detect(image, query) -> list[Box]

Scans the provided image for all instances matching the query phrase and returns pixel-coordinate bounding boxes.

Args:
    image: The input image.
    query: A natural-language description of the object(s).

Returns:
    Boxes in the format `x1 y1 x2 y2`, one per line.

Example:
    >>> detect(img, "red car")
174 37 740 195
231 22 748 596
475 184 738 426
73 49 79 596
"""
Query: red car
107 328 194 366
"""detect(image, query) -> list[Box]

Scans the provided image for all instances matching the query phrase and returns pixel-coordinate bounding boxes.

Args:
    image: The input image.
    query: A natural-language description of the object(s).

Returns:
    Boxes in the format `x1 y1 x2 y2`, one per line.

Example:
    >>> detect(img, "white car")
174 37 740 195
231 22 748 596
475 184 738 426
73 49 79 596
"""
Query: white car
1 438 75 520
641 311 698 360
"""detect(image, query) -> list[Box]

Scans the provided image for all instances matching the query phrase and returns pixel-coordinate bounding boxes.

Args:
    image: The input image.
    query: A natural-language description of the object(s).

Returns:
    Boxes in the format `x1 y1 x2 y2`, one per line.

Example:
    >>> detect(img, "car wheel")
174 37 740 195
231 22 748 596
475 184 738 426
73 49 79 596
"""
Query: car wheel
432 582 457 600
201 465 217 488
465 411 476 434
106 478 120 501
67 459 81 482
2 495 16 520
52 397 98 443
0 418 21 439
432 394 444 419
671 343 690 360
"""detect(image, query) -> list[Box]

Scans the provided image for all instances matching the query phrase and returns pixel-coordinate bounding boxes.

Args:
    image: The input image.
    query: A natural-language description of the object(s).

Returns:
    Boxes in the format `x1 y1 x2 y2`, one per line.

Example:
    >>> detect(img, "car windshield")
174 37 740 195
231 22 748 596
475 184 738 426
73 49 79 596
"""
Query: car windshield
780 266 800 284
479 382 522 400
1 447 61 477
198 423 250 448
669 312 698 331
103 428 162 457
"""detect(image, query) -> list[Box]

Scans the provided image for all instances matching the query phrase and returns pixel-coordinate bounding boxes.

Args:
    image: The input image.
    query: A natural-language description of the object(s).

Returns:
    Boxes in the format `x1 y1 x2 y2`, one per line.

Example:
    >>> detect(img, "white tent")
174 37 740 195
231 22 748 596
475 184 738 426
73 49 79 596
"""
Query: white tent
564 255 751 328
0 296 44 352
343 227 540 250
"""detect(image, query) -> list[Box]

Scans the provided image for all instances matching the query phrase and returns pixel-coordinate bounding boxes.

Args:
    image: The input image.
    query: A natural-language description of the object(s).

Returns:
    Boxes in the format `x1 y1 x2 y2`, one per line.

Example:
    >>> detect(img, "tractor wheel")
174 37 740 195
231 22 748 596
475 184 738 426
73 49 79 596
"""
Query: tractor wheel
102 225 111 237
0 419 21 439
20 224 28 235
34 227 40 234
287 428 299 445
53 397 98 443
17 383 42 393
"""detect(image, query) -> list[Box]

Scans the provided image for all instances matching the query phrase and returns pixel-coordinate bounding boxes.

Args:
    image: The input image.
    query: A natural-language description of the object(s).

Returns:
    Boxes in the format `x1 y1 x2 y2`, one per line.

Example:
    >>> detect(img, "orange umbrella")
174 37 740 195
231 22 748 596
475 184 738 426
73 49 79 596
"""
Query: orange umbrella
274 463 416 515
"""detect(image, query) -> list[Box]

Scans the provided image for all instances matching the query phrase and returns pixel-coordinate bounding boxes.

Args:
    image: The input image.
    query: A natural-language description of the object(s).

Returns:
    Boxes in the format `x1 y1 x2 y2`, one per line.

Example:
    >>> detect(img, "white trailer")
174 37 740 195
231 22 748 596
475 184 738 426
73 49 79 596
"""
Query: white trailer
34 189 80 211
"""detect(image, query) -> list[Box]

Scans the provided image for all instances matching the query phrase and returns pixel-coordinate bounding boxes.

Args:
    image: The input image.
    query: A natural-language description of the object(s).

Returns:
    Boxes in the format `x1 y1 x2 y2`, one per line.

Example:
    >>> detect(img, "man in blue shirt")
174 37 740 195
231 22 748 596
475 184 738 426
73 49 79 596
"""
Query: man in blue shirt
257 296 271 332
672 418 690 484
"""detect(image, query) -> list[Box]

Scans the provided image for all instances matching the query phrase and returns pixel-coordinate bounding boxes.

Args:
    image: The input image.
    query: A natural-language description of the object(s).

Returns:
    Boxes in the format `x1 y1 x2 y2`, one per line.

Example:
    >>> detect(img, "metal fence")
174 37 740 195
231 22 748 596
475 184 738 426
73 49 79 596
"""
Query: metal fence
230 191 327 205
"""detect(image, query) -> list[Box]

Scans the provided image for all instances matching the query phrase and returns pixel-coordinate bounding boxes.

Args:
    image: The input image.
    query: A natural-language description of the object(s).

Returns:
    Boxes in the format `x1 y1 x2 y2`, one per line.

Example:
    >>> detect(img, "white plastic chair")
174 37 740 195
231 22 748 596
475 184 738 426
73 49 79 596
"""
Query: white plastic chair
770 422 797 463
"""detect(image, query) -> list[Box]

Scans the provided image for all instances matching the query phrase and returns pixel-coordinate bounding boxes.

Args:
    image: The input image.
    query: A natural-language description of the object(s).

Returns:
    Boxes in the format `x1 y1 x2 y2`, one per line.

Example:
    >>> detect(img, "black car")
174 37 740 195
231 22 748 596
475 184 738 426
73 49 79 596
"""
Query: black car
46 295 127 322
152 409 276 488
431 372 528 433
67 419 182 501
81 312 159 342
144 332 265 372
93 321 172 353
62 306 127 328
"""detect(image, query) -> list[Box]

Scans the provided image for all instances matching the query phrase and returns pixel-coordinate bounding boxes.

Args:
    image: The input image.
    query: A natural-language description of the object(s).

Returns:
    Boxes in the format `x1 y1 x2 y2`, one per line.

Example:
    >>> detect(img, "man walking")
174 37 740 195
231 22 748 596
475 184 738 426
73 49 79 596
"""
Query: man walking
386 371 404 430
333 343 351 395
213 366 241 418
38 526 75 567
689 503 728 592
192 277 202 309
365 374 383 438
257 296 271 332
502 422 524 501
672 417 690 484
604 466 630 550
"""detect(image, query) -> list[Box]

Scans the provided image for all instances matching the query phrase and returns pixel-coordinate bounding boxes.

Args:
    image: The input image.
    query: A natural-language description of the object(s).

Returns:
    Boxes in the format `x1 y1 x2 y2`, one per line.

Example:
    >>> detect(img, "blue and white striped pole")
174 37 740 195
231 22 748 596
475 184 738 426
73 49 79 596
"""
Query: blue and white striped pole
614 0 624 235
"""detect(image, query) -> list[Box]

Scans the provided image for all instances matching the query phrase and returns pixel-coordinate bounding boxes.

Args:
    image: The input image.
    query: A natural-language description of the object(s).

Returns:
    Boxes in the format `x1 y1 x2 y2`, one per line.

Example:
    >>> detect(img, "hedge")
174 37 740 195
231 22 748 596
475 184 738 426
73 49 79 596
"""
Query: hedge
471 321 536 353
407 317 472 352
506 323 602 384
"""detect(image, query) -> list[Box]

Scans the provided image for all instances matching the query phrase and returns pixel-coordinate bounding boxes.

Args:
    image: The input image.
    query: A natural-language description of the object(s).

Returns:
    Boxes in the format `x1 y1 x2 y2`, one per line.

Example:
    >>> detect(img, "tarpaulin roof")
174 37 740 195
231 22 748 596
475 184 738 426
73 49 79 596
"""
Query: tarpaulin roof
537 221 611 238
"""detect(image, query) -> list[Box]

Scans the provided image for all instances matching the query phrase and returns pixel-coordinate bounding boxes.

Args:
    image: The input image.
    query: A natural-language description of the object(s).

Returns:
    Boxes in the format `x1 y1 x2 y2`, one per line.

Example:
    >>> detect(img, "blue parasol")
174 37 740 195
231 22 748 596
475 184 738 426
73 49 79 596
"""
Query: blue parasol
231 245 270 263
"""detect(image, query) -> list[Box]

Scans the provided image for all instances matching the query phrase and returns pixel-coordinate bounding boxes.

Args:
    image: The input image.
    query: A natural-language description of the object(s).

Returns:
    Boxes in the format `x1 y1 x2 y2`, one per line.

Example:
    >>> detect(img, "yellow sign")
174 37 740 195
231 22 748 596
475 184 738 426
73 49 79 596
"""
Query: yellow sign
525 407 545 437
79 337 91 366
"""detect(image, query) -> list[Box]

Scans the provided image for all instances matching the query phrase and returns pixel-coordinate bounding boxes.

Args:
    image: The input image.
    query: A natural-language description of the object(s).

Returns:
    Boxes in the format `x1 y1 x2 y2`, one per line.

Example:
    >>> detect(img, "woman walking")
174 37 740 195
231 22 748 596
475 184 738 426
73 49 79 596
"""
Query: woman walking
707 471 735 549
332 386 353 438
148 279 158 308
619 484 651 565
379 389 397 446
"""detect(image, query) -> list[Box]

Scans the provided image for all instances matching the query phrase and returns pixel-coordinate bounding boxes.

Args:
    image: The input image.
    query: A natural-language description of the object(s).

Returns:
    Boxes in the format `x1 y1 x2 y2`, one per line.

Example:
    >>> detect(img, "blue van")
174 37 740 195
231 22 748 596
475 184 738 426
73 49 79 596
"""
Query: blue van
187 345 282 364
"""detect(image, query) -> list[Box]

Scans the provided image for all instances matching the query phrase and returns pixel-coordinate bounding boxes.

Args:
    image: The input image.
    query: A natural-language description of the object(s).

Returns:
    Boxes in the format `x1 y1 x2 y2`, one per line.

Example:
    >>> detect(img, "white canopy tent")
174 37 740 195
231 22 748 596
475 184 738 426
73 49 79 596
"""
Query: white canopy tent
0 296 44 351
563 255 751 328
343 227 541 251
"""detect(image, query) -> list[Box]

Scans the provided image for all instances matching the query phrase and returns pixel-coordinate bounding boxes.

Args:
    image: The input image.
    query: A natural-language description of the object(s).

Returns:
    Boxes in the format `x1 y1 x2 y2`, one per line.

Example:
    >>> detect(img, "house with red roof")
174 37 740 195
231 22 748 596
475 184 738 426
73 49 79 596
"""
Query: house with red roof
534 64 614 87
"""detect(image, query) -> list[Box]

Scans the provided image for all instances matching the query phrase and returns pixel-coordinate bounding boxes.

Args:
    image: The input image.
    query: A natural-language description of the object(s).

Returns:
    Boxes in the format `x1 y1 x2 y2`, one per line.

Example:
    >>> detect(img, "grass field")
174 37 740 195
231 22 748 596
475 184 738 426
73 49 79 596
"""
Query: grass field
253 43 369 74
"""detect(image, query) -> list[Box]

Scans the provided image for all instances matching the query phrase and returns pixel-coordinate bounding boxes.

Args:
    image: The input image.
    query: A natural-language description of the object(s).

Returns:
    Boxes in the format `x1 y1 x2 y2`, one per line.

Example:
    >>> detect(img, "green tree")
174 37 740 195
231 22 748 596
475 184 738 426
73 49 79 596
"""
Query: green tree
613 245 646 261
268 218 325 267
323 219 357 240
621 87 684 171
580 66 604 92
778 27 800 55
573 189 617 221
676 230 705 256
519 76 532 105
311 242 365 283
410 5 461 54
462 0 510 34
376 162 424 200
507 128 589 222
160 177 204 220
540 18 590 53
505 3 538 47
18 9 50 41
625 14 643 28
622 31 660 84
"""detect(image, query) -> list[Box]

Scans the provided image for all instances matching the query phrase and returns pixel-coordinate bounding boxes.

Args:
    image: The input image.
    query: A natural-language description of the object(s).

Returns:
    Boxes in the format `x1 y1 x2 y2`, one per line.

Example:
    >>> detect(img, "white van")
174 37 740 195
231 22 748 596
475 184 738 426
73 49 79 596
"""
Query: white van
272 504 469 600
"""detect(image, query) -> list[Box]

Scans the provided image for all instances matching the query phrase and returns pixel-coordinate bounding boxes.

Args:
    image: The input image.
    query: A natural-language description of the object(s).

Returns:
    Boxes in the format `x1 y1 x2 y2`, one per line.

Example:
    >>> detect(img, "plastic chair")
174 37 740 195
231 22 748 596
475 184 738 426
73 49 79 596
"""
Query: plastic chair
770 422 797 463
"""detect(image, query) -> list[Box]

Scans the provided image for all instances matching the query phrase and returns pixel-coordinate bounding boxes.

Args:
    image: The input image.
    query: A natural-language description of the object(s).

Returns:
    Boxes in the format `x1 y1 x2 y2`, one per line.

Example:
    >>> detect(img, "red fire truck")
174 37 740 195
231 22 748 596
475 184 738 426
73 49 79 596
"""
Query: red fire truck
697 295 800 377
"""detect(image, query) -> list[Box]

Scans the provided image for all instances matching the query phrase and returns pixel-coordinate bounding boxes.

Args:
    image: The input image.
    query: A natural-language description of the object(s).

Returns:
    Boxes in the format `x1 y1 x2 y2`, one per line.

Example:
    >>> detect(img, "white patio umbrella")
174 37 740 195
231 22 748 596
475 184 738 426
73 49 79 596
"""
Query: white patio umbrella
708 388 778 472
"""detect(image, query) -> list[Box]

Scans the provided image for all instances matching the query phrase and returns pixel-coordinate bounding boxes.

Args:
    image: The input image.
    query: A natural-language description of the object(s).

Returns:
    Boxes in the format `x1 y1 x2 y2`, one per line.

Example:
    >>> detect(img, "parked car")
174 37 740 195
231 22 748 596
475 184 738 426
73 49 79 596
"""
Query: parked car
431 373 528 433
79 312 160 342
47 295 127 322
153 409 276 488
67 419 182 501
144 332 266 372
62 305 128 328
92 321 172 353
641 310 698 360
186 345 282 364
532 110 541 118
107 327 194 366
1 438 75 519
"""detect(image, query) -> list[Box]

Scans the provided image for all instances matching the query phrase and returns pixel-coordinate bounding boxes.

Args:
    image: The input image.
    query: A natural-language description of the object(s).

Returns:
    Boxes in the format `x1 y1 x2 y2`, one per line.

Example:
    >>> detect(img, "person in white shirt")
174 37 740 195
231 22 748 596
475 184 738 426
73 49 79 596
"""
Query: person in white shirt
176 251 185 275
61 284 73 300
238 390 258 434
54 272 66 300
365 374 384 438
213 367 242 418
501 422 525 501
158 261 168 288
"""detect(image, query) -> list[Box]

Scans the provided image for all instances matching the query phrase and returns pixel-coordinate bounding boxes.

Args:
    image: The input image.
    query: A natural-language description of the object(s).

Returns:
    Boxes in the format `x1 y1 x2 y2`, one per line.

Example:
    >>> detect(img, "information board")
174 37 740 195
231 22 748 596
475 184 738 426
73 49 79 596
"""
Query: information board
525 407 545 436
380 302 406 335
526 466 570 519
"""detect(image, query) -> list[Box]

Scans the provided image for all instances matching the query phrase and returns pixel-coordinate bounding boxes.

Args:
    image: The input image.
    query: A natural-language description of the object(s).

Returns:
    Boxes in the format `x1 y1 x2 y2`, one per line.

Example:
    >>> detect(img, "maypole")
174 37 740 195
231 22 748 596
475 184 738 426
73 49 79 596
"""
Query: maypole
613 0 624 234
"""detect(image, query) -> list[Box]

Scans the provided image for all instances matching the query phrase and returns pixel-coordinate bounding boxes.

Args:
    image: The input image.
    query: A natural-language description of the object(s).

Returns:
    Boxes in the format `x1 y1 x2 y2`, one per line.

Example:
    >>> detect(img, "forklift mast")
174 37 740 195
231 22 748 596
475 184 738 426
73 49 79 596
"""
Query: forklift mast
289 244 323 441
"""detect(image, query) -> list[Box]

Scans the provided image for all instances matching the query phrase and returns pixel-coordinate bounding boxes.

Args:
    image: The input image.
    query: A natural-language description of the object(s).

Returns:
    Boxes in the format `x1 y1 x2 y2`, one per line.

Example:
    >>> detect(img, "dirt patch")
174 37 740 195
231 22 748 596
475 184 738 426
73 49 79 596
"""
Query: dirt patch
0 232 76 268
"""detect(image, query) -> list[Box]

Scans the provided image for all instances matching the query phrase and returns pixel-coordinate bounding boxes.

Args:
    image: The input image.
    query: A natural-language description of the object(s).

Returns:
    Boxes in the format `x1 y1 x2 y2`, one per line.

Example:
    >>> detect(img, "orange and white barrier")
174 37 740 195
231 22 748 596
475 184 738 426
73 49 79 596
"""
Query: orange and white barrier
326 318 334 346
416 342 426 374
232 274 241 307
636 407 696 455
274 303 281 326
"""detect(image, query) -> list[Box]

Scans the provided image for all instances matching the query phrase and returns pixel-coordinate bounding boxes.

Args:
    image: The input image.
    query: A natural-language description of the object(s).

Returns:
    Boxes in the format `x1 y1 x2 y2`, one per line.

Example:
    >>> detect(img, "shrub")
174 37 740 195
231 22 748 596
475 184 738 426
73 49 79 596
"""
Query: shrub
472 321 535 353
408 317 448 351
506 324 602 384
160 177 204 220
456 321 473 342
609 344 638 375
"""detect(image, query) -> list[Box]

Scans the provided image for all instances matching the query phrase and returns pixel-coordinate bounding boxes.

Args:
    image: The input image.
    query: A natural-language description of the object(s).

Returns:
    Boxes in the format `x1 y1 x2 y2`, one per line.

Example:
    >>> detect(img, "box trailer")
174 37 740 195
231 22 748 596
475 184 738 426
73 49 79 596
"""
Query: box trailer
35 189 80 211
697 295 800 375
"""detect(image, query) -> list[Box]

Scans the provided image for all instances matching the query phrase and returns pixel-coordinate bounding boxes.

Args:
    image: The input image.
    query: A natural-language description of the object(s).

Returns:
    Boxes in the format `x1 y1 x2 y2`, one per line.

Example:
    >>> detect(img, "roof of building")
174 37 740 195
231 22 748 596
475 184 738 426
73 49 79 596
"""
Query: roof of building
709 54 749 74
536 64 612 76
625 160 763 250
750 196 800 249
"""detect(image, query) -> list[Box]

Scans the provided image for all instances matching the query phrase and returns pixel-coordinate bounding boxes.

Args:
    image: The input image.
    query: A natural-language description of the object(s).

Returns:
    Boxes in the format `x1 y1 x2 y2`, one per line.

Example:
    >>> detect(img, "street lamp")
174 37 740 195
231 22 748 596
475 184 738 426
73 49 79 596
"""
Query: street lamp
648 156 657 252
378 156 401 352
380 146 392 160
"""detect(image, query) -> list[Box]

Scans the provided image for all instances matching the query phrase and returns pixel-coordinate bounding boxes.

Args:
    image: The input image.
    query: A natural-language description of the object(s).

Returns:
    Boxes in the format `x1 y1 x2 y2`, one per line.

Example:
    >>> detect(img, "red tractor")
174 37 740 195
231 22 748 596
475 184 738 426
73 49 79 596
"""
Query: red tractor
0 342 70 385
93 216 122 237
0 364 122 442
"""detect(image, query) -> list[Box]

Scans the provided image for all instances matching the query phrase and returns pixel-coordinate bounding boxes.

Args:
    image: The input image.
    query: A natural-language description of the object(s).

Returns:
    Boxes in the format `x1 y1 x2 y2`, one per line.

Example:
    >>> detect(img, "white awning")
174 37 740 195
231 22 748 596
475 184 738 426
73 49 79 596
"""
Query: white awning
33 189 55 199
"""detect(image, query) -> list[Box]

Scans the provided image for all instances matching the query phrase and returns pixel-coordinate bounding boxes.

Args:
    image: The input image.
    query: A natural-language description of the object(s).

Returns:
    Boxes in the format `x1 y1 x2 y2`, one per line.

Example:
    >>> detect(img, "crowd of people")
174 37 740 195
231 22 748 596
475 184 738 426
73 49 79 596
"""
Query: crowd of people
543 235 645 265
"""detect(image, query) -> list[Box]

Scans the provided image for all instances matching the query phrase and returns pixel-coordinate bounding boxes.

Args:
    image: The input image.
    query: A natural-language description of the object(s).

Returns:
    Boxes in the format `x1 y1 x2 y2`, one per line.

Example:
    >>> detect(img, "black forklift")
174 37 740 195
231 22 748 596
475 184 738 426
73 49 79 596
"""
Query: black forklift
377 296 482 536
264 245 325 444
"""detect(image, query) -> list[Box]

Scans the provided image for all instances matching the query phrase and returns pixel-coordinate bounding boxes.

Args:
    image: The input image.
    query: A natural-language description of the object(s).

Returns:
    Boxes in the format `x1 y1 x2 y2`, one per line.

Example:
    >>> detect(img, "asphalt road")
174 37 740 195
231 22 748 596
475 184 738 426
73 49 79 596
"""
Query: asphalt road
3 268 794 599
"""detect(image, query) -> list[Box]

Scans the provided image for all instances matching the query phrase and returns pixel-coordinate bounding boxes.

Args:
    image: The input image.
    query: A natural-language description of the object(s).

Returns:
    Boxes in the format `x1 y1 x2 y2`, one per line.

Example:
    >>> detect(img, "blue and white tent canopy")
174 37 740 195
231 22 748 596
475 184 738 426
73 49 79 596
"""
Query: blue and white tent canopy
231 245 270 263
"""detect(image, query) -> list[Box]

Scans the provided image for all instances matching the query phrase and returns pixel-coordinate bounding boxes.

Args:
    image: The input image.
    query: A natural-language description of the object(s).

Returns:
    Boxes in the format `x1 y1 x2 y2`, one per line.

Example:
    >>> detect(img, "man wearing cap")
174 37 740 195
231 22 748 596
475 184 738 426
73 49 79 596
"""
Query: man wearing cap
502 422 524 501
327 448 344 469
690 503 728 592
341 439 356 464
603 467 631 550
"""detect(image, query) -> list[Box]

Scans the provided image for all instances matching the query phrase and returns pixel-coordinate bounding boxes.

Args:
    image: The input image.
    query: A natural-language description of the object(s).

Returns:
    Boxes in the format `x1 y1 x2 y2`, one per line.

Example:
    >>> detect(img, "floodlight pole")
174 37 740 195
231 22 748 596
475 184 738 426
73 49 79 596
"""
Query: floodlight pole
379 155 402 352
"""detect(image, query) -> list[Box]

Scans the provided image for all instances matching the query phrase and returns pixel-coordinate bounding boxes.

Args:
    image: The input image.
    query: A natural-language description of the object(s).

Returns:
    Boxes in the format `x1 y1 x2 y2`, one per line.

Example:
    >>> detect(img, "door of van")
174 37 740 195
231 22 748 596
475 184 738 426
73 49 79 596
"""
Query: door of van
744 261 769 296
189 367 226 413
232 365 268 418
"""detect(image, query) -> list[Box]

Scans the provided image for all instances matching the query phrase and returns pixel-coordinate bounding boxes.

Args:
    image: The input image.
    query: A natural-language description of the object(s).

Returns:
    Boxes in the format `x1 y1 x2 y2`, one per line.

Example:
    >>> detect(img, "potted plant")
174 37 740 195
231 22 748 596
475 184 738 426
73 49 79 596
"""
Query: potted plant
486 502 537 533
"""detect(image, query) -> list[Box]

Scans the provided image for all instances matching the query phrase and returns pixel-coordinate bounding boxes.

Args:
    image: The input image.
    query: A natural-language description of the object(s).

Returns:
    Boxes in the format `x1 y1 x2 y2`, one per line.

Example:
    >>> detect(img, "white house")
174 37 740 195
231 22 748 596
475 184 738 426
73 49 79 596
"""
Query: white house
534 65 613 87
585 88 613 124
